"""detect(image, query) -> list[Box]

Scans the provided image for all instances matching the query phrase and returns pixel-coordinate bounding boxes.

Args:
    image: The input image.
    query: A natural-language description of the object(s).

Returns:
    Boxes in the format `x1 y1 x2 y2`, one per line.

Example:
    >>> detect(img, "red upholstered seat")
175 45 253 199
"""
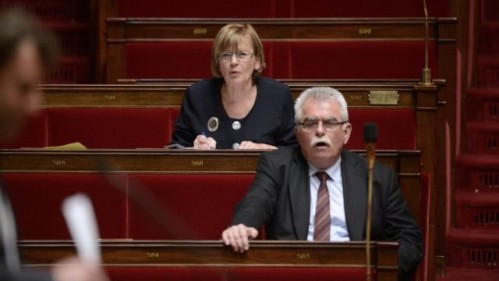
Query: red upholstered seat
106 266 368 281
2 173 127 240
116 0 450 17
273 41 438 79
124 42 213 79
0 109 47 149
345 108 417 150
106 266 228 281
227 267 368 281
122 40 438 80
127 174 255 239
47 108 172 148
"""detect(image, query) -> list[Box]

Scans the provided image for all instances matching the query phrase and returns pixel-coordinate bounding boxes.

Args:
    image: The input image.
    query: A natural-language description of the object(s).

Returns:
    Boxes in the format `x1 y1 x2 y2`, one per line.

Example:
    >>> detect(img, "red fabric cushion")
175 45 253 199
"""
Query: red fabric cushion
106 266 369 281
125 42 213 79
228 267 368 281
127 174 254 239
122 40 438 80
47 108 171 148
116 0 450 17
106 266 228 281
345 108 417 150
275 41 438 79
291 0 450 17
0 110 47 149
2 173 127 240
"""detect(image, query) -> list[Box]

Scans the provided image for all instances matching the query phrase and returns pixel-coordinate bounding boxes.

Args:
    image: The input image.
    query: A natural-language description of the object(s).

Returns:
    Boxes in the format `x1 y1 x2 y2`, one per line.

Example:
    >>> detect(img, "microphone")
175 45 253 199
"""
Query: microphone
364 123 377 170
363 123 377 281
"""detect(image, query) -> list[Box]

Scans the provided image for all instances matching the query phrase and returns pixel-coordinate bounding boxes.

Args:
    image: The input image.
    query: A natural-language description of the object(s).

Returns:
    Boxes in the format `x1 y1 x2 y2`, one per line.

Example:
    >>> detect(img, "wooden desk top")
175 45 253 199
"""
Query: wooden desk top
20 240 398 267
0 149 421 174
39 80 436 107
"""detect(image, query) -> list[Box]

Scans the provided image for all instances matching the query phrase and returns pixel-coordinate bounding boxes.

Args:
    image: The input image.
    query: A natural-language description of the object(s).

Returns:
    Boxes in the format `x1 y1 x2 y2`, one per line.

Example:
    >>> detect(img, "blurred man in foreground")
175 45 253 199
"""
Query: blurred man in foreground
0 8 108 281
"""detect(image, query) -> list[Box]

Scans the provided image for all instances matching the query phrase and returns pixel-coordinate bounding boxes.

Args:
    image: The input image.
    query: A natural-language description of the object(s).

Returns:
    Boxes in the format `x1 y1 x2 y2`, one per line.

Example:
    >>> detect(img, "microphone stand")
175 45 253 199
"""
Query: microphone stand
363 123 377 281
420 0 434 86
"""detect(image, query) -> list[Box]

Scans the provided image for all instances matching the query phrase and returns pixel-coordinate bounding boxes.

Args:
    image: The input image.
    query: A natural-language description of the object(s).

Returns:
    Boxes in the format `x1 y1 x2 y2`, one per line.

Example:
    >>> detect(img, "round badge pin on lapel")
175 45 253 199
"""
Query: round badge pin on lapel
207 117 219 132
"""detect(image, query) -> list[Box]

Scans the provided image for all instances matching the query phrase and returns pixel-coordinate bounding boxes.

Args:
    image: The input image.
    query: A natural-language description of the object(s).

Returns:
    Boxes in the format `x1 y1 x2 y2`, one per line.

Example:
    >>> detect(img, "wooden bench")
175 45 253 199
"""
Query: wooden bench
0 150 422 240
0 80 434 151
20 241 399 281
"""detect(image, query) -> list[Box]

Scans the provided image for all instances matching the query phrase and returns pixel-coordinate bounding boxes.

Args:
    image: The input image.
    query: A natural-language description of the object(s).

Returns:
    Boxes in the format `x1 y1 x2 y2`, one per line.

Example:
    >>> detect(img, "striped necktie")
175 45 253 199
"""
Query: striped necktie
314 171 330 241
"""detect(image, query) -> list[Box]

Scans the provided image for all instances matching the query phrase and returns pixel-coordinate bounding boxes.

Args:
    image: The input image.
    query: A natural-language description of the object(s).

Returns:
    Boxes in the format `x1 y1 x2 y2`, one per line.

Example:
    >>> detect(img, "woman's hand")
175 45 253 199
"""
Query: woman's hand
193 134 217 149
237 141 277 150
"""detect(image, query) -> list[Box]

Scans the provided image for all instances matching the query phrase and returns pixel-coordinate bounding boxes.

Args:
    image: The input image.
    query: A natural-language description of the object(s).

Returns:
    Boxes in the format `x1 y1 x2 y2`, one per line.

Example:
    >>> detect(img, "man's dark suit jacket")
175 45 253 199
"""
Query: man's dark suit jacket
232 146 422 281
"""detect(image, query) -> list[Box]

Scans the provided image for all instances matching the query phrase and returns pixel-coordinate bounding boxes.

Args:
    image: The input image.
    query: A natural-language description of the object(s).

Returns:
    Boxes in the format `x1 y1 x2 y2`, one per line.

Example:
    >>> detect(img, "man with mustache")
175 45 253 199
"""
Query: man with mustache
222 87 422 281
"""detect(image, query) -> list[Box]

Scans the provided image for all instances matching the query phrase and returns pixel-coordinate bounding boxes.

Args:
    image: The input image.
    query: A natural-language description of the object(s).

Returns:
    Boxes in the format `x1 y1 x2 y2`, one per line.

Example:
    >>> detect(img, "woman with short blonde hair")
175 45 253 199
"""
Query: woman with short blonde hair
171 23 296 150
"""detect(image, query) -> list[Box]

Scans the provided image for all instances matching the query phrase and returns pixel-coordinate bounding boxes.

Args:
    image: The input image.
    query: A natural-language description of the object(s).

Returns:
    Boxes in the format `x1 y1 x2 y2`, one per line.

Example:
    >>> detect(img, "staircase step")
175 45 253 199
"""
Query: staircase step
456 155 499 192
481 0 499 23
0 0 89 23
478 55 499 87
455 191 499 228
467 122 499 154
446 229 499 269
466 88 499 122
478 23 499 54
436 267 499 281
46 56 90 84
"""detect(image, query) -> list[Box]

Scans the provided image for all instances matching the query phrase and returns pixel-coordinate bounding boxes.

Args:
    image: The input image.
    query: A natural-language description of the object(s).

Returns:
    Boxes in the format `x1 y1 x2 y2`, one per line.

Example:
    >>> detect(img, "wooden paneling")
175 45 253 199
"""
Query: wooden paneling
20 240 399 281
106 18 455 41
40 80 433 107
0 149 420 174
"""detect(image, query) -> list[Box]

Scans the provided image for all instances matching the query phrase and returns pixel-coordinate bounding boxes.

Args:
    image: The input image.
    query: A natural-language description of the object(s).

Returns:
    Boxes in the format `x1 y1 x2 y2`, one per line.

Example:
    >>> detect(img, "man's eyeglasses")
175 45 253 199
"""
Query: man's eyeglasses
218 51 254 61
296 119 348 131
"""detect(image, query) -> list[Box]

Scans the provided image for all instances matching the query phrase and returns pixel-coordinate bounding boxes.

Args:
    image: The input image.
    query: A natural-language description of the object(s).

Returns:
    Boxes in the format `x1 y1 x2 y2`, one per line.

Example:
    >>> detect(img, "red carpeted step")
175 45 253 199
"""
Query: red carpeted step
481 0 499 23
478 23 499 54
466 88 499 123
477 55 499 87
467 122 499 154
436 267 499 281
455 191 499 228
446 229 499 269
0 0 89 23
455 155 499 192
46 56 90 83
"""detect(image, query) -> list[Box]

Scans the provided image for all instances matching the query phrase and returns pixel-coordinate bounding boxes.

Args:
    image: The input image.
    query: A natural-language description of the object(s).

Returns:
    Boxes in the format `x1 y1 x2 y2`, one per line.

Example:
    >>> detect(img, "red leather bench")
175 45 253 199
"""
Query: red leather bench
345 108 417 150
115 0 450 17
3 173 255 240
127 174 255 239
106 266 368 281
3 173 128 240
47 108 174 148
0 109 48 149
122 41 438 80
0 106 415 150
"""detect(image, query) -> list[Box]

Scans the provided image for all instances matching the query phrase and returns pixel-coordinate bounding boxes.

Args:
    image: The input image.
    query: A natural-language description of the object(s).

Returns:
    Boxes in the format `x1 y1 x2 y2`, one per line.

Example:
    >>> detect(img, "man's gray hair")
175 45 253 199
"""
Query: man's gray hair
294 87 349 122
